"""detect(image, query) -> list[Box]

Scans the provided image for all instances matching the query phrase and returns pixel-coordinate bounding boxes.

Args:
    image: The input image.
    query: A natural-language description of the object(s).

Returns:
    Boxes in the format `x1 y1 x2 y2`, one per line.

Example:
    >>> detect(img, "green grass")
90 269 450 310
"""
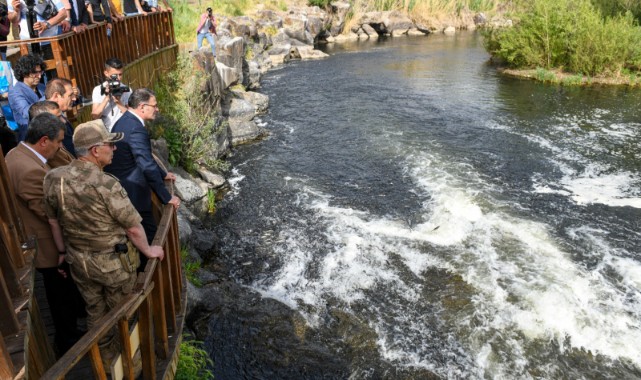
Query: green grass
206 189 216 214
180 246 203 287
176 335 214 380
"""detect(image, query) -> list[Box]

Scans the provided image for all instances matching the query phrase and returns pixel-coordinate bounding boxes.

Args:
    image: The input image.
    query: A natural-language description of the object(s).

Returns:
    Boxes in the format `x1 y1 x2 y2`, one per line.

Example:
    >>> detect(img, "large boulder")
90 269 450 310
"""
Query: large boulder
173 168 208 205
196 167 226 188
383 11 413 34
223 97 256 122
255 10 283 31
215 62 240 89
361 23 378 38
218 37 246 84
228 119 266 145
329 1 351 36
225 16 258 41
246 60 262 89
283 14 313 44
333 32 359 42
232 90 270 114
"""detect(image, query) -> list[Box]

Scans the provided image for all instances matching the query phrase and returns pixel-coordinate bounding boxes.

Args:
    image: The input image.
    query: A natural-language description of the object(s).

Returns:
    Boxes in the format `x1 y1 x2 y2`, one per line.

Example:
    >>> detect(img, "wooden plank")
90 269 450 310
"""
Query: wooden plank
0 231 22 299
151 269 168 359
118 318 134 380
159 254 176 333
138 296 155 380
0 333 14 379
0 271 19 335
89 344 108 380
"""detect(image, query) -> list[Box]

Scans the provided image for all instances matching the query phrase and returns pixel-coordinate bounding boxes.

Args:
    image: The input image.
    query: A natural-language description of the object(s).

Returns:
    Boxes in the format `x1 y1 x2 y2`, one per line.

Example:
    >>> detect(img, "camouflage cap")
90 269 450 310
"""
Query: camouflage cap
73 120 123 150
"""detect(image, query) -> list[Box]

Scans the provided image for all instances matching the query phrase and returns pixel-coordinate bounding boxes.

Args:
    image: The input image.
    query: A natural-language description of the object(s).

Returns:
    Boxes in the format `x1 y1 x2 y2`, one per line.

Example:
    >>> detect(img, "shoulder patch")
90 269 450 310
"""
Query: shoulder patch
120 187 128 198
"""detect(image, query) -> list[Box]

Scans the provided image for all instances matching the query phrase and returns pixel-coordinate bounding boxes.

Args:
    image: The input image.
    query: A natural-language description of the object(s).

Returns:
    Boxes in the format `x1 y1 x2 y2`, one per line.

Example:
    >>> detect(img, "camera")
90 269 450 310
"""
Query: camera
207 7 212 15
101 74 130 97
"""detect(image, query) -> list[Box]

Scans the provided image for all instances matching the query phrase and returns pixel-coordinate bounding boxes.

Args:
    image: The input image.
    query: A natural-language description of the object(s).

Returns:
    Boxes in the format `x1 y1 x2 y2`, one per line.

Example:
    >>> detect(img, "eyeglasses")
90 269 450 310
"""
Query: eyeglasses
142 103 159 109
30 70 43 77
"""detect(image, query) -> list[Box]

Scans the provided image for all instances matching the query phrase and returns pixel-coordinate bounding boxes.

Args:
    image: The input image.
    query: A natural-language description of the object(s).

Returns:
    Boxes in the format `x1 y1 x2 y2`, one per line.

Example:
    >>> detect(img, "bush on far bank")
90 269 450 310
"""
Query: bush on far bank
482 0 641 77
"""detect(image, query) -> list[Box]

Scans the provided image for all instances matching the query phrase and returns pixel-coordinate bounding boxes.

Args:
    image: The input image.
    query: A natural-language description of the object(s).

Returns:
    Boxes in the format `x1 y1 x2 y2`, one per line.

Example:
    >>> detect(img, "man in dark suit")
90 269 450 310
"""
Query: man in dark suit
5 113 84 355
45 78 77 157
105 88 180 268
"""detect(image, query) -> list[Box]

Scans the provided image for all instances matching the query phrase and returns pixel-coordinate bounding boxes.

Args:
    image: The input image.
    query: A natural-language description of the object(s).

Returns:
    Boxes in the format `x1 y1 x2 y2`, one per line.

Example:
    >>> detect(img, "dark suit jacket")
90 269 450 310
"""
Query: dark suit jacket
105 110 171 214
5 143 59 268
69 0 90 26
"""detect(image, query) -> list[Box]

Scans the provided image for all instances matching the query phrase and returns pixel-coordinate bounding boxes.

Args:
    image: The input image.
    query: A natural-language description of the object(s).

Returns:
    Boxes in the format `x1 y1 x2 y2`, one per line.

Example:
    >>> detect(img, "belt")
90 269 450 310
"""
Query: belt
68 244 123 255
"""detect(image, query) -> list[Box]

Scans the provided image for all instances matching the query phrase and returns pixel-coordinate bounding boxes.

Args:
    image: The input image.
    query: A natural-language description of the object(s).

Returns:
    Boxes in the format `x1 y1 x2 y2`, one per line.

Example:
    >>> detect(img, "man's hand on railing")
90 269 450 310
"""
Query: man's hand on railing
73 23 88 33
146 245 164 261
167 195 181 210
60 20 72 33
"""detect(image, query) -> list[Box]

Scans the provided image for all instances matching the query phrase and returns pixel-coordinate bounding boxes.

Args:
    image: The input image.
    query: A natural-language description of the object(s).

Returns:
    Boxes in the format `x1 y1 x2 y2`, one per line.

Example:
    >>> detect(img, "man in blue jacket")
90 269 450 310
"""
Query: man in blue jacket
105 88 180 269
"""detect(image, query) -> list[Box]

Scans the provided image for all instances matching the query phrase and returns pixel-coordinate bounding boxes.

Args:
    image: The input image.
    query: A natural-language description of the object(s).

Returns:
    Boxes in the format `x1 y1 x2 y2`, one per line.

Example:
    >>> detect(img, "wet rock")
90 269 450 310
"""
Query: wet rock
408 28 427 36
361 23 378 38
186 281 202 318
196 167 226 188
391 29 407 37
228 119 265 145
192 227 216 253
333 32 359 42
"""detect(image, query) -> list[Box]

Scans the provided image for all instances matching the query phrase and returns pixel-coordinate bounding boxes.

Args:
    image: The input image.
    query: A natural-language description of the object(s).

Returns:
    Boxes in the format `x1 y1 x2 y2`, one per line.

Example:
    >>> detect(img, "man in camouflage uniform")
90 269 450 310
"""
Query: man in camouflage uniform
43 120 164 362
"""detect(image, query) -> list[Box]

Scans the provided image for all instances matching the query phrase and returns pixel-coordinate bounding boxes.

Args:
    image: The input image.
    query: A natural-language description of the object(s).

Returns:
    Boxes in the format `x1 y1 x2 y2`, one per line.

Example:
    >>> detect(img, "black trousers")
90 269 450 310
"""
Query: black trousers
37 266 86 354
138 209 158 272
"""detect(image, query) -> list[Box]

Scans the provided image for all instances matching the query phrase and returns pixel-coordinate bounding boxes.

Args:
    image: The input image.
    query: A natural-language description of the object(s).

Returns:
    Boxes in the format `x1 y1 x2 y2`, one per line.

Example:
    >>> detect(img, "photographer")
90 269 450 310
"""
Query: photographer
91 57 131 131
196 7 216 57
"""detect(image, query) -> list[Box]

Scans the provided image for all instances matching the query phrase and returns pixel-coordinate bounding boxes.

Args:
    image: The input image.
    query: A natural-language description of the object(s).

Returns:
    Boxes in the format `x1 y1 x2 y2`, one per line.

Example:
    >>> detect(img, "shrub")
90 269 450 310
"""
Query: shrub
150 53 228 174
483 0 641 76
176 335 214 380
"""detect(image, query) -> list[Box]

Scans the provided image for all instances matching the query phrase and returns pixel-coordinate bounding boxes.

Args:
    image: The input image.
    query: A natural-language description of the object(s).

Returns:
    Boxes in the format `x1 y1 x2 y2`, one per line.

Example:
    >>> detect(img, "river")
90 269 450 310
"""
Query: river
202 32 641 379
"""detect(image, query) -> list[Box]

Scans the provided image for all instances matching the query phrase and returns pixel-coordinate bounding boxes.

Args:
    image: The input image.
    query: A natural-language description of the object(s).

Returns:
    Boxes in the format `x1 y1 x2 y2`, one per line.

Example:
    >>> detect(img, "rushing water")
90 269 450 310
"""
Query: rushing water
204 32 641 379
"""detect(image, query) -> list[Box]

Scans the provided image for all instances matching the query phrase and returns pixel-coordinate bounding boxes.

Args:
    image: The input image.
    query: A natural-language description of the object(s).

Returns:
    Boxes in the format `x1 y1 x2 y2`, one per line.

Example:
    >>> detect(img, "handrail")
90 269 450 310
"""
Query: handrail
41 201 185 379
0 11 177 100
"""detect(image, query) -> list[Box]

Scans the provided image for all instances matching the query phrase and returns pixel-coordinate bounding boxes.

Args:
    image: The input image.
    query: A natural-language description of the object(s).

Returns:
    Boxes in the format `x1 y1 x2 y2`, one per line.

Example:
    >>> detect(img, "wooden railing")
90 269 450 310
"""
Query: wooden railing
0 11 177 100
41 198 186 379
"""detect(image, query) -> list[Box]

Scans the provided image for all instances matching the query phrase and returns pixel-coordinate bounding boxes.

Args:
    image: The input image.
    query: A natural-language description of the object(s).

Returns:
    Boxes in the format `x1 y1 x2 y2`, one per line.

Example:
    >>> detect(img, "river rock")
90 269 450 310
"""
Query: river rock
173 168 208 204
333 32 359 42
329 1 351 36
219 37 246 83
232 90 270 114
176 211 193 246
391 29 407 37
383 10 413 34
246 60 261 89
361 23 378 38
186 281 202 318
196 167 226 188
192 227 216 253
223 97 256 121
150 138 170 170
408 28 426 36
228 119 265 145
283 14 313 45
297 46 329 60
216 62 240 89
444 26 456 35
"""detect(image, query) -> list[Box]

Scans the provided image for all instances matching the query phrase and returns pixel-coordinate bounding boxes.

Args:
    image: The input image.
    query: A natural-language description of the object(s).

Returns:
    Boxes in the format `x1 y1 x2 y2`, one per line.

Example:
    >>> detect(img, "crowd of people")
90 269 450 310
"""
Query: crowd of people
4 54 182 373
0 1 217 369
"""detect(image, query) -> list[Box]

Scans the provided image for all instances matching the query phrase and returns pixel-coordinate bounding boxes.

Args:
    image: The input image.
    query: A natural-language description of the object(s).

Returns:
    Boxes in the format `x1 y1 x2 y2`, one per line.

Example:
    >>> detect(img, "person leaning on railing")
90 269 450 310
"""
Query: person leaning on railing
8 0 67 59
43 120 164 370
